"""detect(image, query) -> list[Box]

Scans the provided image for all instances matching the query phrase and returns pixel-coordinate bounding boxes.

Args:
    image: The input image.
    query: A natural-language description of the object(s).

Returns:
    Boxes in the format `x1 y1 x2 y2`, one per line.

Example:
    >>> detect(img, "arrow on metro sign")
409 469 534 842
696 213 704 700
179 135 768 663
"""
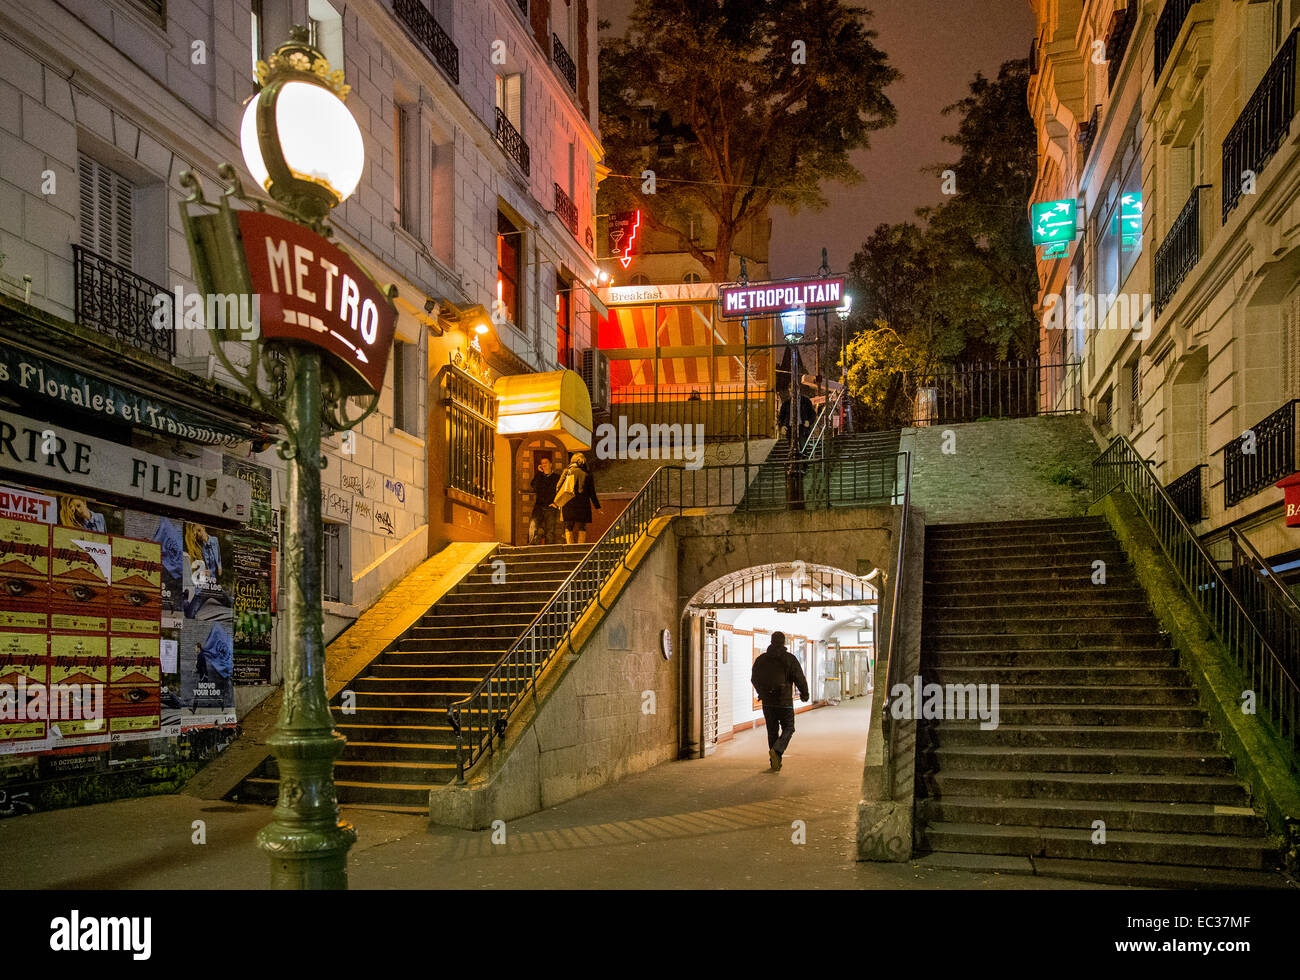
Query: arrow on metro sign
1031 198 1079 246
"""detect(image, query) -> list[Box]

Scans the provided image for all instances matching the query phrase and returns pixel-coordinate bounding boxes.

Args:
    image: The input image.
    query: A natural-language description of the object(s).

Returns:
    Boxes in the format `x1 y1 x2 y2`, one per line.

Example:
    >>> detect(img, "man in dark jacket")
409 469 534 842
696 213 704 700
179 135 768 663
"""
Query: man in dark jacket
751 631 810 771
528 456 560 544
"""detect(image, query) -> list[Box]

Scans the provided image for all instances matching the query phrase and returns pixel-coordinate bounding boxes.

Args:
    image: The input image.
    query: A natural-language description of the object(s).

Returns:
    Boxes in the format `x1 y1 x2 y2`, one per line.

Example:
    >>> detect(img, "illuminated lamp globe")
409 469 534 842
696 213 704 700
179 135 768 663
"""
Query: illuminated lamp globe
240 43 364 223
781 308 806 343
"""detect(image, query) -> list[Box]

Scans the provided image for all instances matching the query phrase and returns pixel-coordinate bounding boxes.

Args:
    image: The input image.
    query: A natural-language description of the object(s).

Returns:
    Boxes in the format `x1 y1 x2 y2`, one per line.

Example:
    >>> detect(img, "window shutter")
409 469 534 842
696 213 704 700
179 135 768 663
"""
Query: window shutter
506 74 522 131
1285 287 1300 400
78 153 134 268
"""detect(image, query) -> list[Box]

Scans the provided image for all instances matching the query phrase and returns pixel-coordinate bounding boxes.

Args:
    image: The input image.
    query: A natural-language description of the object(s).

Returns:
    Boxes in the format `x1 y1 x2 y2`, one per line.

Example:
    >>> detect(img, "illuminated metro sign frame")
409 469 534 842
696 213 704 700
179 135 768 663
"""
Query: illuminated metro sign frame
718 276 847 319
1031 198 1079 246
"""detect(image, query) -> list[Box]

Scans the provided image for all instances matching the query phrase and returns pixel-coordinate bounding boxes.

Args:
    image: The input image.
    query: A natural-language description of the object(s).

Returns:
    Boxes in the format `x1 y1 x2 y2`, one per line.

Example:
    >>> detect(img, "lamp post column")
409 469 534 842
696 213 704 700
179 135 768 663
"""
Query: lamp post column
255 345 356 889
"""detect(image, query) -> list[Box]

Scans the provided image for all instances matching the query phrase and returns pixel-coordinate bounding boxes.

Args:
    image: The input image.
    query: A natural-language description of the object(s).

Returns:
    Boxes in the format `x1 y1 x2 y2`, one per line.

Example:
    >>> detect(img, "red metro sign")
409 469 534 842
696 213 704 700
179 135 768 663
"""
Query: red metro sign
237 210 396 394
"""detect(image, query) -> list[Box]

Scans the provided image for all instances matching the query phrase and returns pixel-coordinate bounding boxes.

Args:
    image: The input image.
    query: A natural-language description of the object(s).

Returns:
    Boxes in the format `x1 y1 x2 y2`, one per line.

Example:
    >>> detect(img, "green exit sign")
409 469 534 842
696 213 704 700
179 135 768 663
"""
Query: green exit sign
1042 242 1069 259
1032 199 1078 245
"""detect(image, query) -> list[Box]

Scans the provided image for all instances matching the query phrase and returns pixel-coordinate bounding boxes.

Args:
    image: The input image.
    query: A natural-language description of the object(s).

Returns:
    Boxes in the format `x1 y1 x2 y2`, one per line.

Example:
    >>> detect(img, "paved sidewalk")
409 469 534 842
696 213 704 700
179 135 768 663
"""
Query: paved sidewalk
0 698 1110 889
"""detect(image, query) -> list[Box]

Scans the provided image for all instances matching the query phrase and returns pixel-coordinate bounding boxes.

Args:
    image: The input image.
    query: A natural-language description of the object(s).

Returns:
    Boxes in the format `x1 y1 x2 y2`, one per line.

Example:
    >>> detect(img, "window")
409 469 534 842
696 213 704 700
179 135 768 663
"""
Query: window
1285 284 1300 401
556 275 572 368
630 273 651 286
429 135 455 265
442 366 498 504
1128 359 1142 431
308 0 344 71
1097 122 1143 315
251 0 264 82
497 211 522 328
394 102 416 233
392 339 422 435
495 72 523 133
683 272 701 284
322 521 344 603
78 153 134 267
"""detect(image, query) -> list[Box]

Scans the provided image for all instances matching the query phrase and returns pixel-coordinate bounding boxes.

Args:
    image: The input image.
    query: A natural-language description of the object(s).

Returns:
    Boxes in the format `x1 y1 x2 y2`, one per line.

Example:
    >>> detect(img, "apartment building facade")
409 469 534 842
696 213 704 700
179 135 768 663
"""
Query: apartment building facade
1029 0 1300 562
0 0 600 807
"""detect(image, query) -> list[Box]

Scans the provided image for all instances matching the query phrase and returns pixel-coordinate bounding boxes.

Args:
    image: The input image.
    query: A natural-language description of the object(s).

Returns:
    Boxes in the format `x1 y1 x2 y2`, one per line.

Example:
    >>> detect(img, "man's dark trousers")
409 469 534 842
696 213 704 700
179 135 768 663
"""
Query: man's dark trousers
762 701 796 755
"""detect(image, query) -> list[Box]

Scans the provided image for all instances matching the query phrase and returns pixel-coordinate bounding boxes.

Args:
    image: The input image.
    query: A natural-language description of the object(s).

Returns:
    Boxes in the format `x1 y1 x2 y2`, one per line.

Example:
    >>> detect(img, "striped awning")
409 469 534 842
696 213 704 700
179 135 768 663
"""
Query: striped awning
494 370 593 450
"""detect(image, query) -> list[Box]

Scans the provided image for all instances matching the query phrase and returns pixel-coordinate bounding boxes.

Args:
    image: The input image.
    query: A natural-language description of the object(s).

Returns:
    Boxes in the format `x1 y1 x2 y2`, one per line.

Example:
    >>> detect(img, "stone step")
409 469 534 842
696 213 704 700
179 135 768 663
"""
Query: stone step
393 636 519 653
924 567 1140 586
930 723 1220 752
925 616 1159 637
925 770 1249 805
342 688 485 708
926 517 1108 535
928 745 1235 776
910 852 1288 889
919 795 1267 836
926 631 1168 652
925 586 1151 608
443 588 559 604
335 722 454 743
938 684 1197 706
332 703 504 725
334 756 458 784
342 739 460 762
366 662 501 678
350 676 493 695
924 534 1120 557
924 600 1153 621
924 548 1125 570
979 703 1207 726
405 621 537 639
919 821 1274 870
928 665 1187 686
926 648 1178 668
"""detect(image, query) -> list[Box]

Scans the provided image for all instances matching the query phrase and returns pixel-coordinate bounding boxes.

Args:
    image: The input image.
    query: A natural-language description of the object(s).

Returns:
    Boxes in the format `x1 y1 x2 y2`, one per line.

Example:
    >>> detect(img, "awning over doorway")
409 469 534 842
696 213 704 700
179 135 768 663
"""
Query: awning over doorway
494 370 593 450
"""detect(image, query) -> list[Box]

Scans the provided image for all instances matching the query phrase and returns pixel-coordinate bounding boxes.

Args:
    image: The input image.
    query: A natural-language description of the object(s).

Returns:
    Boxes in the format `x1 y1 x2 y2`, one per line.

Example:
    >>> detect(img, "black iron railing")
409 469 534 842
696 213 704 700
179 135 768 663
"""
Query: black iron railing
444 452 911 777
1230 529 1300 750
1029 37 1040 75
608 384 776 441
1153 0 1195 82
495 106 531 175
1221 399 1298 509
552 33 577 91
879 451 912 797
1166 463 1207 522
554 182 578 236
1078 104 1100 160
1107 3 1136 91
393 0 459 85
1094 435 1299 756
72 244 174 361
909 359 1082 427
1154 184 1209 315
1222 27 1298 222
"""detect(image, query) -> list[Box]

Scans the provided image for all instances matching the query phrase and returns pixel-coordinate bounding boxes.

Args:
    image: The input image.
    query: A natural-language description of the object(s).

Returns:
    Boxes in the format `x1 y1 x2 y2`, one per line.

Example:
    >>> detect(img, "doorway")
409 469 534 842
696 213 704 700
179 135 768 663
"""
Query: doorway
513 435 569 545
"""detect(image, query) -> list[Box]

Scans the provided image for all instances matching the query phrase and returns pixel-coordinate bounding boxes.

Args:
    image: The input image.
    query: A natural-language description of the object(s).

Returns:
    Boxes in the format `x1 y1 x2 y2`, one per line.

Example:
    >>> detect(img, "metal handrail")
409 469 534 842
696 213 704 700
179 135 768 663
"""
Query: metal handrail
802 384 844 458
1093 434 1299 754
878 451 911 798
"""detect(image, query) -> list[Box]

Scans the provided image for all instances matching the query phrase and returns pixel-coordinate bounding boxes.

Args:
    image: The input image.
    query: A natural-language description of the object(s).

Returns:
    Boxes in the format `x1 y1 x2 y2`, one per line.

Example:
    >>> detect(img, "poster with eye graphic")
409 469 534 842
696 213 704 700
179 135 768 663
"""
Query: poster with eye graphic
47 526 111 746
0 518 50 749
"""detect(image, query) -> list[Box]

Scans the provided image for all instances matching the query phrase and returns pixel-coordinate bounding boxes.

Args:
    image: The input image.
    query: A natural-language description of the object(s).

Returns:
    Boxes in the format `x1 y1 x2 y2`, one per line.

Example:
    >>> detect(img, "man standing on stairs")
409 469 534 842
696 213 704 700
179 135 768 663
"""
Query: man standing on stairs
751 631 810 771
528 456 560 545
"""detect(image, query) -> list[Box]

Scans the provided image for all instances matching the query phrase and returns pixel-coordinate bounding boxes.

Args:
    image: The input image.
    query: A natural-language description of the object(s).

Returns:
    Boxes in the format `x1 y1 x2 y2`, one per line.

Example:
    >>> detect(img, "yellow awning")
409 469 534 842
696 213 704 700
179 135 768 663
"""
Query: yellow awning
494 369 593 450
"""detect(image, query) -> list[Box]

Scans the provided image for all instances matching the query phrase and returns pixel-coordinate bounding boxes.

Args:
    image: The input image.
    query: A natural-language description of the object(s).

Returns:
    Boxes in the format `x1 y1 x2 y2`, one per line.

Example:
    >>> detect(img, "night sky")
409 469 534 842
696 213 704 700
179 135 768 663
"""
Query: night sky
600 0 1035 278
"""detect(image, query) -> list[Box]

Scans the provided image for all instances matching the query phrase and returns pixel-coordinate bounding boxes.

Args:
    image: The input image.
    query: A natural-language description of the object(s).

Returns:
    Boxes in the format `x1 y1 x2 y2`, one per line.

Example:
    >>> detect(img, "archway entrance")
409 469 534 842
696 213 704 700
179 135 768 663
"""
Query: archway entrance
682 562 878 756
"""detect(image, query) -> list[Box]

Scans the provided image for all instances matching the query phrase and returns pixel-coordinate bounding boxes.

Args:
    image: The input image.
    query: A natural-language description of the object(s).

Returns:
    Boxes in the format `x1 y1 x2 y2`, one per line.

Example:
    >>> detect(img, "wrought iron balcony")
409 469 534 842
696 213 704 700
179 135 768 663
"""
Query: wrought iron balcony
515 0 528 15
72 244 174 361
1077 104 1099 160
552 34 577 91
1222 27 1298 222
1106 4 1136 91
1222 399 1298 509
1166 464 1207 523
393 0 459 85
1154 184 1208 315
495 106 531 176
1153 0 1195 81
554 182 578 237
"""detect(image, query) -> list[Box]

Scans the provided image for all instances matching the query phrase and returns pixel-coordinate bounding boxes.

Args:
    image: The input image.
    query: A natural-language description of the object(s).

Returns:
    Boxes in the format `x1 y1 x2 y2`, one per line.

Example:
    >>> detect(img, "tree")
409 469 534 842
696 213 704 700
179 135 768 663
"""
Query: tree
599 0 899 282
919 58 1039 358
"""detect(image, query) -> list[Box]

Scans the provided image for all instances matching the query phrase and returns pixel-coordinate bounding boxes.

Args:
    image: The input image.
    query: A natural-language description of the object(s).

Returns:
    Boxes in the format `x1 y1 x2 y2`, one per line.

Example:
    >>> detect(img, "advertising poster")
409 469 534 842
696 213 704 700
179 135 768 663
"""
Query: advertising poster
107 537 162 739
178 521 236 727
230 536 272 685
222 456 272 538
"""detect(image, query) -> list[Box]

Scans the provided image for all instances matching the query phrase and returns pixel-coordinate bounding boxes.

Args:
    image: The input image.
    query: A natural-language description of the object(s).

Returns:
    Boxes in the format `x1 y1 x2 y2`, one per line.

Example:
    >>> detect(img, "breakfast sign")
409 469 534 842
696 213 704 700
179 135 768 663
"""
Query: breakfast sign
236 211 397 394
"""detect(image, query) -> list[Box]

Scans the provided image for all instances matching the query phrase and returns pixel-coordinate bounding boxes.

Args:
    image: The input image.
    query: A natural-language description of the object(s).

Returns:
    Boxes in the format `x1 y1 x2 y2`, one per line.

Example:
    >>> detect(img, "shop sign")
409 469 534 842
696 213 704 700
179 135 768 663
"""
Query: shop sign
1031 199 1078 245
1277 473 1300 526
719 276 847 319
0 411 250 522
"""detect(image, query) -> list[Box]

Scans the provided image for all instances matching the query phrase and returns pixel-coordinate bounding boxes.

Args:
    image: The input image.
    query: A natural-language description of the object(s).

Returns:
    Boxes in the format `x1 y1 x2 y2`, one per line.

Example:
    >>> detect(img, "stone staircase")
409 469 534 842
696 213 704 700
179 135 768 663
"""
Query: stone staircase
232 543 592 811
739 430 903 510
914 515 1287 888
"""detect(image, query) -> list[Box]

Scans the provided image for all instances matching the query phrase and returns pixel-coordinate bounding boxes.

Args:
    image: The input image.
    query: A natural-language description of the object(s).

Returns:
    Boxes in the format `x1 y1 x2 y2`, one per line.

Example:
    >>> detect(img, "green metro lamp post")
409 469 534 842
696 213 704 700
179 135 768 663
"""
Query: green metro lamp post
179 27 397 888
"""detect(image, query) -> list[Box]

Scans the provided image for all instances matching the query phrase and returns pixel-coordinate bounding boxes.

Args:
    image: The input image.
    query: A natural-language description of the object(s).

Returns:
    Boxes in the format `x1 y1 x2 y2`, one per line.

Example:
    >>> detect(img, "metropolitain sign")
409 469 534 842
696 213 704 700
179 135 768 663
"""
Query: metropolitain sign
718 277 846 319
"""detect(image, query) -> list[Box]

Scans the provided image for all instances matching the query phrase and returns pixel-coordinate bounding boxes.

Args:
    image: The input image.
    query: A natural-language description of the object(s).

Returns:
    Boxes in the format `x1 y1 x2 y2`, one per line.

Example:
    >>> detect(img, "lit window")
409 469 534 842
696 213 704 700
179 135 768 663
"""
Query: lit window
497 212 522 327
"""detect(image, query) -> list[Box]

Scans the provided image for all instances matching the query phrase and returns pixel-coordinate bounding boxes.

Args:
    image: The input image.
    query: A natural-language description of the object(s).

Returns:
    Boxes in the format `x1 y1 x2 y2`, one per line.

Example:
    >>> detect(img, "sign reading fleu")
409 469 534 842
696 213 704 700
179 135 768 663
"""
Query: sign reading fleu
237 211 396 394
718 276 847 319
